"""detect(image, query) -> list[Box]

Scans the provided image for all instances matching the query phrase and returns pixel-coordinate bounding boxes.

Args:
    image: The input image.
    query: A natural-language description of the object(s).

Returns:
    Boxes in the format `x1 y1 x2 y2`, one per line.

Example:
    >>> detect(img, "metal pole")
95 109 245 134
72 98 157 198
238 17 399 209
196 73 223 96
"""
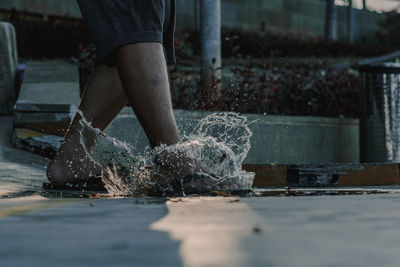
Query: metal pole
362 0 367 10
200 0 221 109
194 0 201 32
325 0 337 42
362 0 367 42
347 0 354 44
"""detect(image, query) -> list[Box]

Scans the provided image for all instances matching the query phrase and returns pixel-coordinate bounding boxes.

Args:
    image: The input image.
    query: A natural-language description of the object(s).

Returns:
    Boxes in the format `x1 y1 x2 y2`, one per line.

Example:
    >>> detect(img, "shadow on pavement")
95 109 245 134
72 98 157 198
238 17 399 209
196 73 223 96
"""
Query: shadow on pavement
0 198 183 267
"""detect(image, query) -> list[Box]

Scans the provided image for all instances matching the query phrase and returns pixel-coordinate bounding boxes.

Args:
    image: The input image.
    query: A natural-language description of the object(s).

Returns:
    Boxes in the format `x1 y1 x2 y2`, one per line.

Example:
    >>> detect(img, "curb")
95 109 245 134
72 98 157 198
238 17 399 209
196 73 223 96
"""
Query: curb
12 127 400 188
12 128 62 158
243 163 400 187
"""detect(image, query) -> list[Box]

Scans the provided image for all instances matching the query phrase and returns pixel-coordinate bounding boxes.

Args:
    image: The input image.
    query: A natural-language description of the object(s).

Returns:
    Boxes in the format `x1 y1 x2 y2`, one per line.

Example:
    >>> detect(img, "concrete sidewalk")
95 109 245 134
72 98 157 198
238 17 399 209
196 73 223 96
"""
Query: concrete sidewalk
1 196 400 267
3 115 400 267
0 116 48 197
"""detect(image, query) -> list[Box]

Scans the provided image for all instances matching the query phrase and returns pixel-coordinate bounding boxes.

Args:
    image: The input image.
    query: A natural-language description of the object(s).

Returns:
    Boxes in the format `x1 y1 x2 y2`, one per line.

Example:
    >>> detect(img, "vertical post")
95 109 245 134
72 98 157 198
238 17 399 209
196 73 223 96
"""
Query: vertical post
362 0 367 41
200 0 221 109
325 0 337 42
347 0 354 44
194 0 201 32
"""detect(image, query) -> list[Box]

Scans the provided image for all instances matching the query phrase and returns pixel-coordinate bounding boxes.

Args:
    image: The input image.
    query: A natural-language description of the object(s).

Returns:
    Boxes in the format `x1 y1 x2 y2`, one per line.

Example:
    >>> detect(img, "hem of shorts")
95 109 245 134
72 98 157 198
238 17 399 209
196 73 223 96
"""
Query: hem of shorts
96 31 175 65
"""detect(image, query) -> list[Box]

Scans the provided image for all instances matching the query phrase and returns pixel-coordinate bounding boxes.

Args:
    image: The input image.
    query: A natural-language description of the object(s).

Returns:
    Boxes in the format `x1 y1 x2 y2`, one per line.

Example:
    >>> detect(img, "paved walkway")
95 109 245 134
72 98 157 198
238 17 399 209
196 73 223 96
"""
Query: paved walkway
0 116 48 197
2 195 400 267
2 115 400 267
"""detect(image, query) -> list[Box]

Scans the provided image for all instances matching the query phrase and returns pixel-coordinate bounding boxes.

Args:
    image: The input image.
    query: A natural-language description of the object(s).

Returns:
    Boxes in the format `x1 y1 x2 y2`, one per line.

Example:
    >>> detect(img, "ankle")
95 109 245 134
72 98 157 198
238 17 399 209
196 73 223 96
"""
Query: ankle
153 149 200 181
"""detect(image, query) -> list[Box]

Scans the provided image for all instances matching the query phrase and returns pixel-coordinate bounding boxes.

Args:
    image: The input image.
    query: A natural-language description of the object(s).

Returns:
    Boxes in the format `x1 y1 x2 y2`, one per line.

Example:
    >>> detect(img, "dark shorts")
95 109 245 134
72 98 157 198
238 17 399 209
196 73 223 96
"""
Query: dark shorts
77 0 176 65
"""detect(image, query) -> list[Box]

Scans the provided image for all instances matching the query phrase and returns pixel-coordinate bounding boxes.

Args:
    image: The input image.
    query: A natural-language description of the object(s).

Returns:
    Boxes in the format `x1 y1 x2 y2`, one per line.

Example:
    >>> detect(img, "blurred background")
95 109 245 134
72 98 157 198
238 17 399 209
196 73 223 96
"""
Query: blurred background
1 0 400 118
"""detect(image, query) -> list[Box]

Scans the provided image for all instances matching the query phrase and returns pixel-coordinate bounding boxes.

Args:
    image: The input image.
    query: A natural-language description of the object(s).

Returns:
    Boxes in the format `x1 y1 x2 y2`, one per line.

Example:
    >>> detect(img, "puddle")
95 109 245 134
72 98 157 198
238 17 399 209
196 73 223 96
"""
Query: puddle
78 111 256 196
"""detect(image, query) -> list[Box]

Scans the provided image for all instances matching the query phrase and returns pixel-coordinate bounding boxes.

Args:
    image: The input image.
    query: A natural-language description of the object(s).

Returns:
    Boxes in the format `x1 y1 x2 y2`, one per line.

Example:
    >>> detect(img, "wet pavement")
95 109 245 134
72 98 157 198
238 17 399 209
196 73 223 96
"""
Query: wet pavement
0 116 48 197
2 115 400 267
2 195 400 267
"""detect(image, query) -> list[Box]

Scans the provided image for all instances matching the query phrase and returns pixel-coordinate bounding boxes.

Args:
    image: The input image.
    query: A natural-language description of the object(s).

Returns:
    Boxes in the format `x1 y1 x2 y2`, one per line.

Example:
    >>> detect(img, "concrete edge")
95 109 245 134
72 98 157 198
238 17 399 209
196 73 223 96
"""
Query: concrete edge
244 163 400 187
12 128 62 158
10 126 399 188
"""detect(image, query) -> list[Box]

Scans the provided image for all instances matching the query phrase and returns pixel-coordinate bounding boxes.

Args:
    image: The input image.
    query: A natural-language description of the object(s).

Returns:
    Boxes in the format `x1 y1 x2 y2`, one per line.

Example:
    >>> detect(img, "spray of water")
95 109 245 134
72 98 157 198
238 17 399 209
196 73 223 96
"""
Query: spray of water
78 111 255 196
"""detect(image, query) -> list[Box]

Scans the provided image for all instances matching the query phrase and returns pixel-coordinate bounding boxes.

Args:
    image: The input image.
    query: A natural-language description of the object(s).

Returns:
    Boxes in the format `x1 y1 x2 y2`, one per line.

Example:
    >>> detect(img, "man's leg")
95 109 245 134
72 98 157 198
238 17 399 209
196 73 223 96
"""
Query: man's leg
48 42 193 185
47 66 128 184
116 42 181 148
116 42 195 181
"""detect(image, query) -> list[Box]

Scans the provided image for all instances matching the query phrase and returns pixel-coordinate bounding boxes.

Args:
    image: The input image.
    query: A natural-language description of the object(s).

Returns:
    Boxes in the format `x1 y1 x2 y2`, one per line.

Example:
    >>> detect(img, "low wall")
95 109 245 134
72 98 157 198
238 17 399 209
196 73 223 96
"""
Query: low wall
105 108 359 164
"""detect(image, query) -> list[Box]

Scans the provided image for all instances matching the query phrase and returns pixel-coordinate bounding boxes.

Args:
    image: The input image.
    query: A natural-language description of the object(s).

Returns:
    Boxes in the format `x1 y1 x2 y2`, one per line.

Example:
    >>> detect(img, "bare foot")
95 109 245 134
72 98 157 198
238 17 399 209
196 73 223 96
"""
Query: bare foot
153 149 196 178
152 148 203 189
46 133 101 185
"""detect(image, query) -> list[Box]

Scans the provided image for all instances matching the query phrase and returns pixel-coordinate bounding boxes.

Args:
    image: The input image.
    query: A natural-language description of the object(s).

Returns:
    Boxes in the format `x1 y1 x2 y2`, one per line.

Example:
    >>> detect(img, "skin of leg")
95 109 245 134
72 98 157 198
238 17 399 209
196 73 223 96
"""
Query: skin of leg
48 42 195 185
116 42 181 148
117 43 200 182
46 65 128 184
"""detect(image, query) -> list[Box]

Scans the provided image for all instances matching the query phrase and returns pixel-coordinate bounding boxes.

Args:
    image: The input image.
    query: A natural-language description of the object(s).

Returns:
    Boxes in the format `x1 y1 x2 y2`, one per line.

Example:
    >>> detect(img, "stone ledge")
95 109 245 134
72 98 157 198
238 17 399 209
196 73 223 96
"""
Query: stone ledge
23 61 78 83
14 60 80 113
244 163 400 187
12 128 62 158
106 108 359 164
13 111 70 136
11 126 398 188
15 82 79 113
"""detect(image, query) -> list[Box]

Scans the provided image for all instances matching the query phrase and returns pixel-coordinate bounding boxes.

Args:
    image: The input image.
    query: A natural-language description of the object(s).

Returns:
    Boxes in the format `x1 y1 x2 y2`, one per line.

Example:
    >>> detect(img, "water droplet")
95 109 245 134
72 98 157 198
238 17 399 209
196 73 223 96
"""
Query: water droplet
78 110 255 196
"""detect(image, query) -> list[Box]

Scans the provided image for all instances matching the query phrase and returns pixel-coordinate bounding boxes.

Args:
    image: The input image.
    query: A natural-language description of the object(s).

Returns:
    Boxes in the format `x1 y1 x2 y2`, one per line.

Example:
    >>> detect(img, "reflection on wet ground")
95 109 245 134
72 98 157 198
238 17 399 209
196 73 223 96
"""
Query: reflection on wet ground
3 194 400 267
0 117 48 197
3 113 400 266
0 198 182 267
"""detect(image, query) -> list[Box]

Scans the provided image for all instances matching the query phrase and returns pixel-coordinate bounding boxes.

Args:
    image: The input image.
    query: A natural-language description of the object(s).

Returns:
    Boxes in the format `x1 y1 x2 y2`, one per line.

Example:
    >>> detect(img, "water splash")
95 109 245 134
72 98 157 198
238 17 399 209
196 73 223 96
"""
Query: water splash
78 111 255 196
